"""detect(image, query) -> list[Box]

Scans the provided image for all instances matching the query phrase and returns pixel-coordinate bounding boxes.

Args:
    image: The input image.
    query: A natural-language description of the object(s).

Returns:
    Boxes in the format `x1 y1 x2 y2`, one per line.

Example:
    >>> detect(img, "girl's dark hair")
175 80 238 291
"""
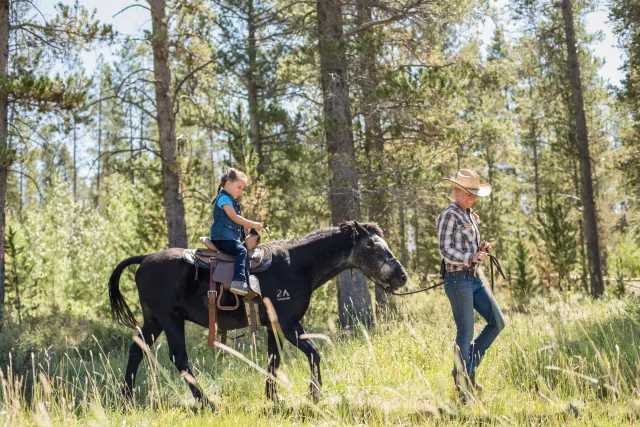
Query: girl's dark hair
216 168 248 195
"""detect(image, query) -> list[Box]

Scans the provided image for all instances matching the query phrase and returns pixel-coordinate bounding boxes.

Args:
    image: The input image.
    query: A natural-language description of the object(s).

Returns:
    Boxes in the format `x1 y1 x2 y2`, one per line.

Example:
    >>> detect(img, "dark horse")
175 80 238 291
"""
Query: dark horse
108 221 408 408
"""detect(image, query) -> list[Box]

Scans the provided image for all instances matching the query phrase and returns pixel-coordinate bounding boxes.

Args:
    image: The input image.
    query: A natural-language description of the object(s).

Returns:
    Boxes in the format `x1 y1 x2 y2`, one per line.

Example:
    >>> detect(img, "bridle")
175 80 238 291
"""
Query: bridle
361 250 435 296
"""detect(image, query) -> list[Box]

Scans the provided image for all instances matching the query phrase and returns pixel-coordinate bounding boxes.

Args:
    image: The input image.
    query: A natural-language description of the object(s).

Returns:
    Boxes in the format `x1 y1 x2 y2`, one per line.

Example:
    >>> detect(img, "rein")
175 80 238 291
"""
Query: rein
385 281 444 296
374 253 506 297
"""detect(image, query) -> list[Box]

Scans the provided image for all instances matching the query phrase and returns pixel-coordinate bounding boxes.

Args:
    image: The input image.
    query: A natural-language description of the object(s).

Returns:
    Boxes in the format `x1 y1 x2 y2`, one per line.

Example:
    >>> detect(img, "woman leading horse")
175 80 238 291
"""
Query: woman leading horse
437 169 506 402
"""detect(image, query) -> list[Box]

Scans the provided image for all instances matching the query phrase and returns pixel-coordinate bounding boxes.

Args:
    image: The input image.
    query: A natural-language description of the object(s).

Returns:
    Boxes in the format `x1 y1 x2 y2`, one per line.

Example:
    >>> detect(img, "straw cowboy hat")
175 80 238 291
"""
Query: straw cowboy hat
443 169 492 197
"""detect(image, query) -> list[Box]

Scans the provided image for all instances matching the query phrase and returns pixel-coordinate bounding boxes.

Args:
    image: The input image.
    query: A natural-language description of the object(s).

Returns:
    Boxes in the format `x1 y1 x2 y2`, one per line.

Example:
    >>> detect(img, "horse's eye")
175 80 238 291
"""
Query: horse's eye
367 240 374 247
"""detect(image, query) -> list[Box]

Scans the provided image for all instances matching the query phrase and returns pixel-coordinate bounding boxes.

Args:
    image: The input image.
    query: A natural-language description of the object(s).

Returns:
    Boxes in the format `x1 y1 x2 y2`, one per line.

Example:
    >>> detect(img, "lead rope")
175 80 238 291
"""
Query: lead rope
487 253 505 326
384 254 505 297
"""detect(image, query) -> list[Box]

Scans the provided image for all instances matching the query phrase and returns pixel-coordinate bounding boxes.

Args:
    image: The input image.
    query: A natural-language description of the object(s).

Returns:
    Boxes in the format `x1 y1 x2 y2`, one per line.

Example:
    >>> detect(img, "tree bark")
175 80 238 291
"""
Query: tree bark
317 0 372 327
528 84 541 211
95 95 102 208
398 197 408 267
129 91 135 184
356 0 388 311
73 118 77 198
412 204 419 271
246 0 264 177
572 156 588 292
561 0 604 297
148 0 188 248
530 116 540 210
0 0 9 325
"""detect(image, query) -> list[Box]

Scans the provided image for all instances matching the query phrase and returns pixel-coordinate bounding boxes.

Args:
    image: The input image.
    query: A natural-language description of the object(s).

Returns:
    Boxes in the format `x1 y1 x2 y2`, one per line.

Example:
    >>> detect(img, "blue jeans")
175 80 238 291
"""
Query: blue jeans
212 239 248 283
444 273 505 382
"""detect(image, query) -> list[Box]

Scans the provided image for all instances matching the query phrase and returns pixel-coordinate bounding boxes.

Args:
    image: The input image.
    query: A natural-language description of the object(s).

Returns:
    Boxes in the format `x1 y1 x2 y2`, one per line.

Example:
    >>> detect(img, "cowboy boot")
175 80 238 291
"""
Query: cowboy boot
452 368 472 404
469 369 484 394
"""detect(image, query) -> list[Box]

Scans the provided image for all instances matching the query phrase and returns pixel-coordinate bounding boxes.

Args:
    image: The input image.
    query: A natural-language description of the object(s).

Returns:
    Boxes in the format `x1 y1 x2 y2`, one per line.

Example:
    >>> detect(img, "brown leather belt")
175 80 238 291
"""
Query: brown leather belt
446 268 478 277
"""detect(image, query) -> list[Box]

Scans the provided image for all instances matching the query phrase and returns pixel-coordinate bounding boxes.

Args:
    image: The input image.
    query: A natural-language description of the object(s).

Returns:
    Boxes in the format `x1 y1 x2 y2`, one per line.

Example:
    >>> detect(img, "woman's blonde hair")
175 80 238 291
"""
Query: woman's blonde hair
217 168 248 194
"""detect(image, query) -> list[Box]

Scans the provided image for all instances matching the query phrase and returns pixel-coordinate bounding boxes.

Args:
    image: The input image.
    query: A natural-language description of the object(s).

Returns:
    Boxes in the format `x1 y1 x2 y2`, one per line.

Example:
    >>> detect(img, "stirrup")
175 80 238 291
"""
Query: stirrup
217 286 240 311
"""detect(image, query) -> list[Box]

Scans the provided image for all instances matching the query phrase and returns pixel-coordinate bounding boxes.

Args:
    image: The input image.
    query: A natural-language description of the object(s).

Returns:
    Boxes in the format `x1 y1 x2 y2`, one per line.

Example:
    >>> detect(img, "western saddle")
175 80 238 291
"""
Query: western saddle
182 232 272 347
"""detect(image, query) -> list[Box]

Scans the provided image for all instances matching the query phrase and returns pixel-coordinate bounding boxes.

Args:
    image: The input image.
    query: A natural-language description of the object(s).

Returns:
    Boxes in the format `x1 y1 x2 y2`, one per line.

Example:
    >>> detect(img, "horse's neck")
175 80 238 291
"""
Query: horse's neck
291 230 355 290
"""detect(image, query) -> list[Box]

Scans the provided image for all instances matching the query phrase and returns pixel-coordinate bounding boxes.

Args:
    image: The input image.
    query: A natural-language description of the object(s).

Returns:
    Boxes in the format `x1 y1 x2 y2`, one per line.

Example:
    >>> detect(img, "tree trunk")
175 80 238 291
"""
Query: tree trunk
317 0 372 327
9 106 19 220
73 118 77 198
572 156 589 292
246 0 264 177
528 84 541 211
486 143 494 207
412 204 419 271
148 0 188 248
561 0 604 297
96 95 102 208
530 116 540 210
356 0 388 311
129 91 135 184
398 198 408 267
0 0 9 325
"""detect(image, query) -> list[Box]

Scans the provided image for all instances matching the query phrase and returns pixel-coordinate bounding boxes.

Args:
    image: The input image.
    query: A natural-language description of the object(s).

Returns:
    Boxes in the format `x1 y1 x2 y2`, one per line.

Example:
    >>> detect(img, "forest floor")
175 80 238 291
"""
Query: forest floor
1 288 640 426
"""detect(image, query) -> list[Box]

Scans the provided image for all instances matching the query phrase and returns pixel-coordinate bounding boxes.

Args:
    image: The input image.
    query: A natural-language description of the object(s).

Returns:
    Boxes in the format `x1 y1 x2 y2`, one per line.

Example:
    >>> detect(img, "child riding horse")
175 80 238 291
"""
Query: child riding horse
109 221 408 409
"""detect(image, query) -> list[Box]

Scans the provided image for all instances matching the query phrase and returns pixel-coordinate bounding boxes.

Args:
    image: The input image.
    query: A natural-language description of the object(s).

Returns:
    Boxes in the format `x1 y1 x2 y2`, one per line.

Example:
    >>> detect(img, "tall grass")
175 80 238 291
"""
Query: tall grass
2 290 640 425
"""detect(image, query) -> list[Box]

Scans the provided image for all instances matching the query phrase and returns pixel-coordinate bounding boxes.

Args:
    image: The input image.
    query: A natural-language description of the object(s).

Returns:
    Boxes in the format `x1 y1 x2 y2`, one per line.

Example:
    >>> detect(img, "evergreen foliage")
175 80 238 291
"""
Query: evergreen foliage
0 1 639 416
536 192 578 290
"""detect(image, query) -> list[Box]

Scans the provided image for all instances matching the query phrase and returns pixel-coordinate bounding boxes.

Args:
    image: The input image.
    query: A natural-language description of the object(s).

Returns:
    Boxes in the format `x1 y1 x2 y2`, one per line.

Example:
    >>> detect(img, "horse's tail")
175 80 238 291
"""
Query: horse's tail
108 255 147 329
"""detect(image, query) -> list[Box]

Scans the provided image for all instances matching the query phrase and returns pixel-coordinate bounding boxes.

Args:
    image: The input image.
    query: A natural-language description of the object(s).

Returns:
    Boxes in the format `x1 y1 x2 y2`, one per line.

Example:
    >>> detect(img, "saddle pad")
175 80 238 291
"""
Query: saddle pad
249 275 261 296
183 249 197 265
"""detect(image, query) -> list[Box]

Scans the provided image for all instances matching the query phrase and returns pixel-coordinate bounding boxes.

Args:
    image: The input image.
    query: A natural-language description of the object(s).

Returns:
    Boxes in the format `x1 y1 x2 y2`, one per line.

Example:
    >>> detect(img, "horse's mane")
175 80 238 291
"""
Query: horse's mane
265 221 383 253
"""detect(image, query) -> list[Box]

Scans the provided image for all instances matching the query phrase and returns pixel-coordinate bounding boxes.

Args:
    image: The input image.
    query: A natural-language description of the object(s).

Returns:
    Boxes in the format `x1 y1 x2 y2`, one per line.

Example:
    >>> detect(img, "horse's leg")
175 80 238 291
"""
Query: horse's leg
159 312 214 410
124 316 164 401
282 323 322 403
265 328 280 401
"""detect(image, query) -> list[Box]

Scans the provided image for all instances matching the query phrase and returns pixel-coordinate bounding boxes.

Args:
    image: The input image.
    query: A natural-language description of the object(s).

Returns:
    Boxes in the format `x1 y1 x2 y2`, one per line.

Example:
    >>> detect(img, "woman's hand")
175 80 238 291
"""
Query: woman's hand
472 251 488 263
251 221 263 231
480 241 492 254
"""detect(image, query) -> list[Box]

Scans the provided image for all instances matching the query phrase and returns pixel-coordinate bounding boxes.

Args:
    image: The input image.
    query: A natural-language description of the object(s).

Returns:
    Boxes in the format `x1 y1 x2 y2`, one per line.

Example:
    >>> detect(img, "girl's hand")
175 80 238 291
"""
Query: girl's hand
251 222 263 231
472 251 488 263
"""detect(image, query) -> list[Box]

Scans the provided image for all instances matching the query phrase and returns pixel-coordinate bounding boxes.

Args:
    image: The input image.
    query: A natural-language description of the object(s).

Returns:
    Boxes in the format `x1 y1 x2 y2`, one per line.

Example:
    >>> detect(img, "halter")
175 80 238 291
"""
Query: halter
360 249 404 294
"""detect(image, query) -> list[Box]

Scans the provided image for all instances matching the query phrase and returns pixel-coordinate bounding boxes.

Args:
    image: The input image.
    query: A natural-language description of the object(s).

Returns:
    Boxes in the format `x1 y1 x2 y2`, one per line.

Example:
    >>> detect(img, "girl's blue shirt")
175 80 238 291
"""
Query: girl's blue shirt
216 194 234 209
210 189 243 241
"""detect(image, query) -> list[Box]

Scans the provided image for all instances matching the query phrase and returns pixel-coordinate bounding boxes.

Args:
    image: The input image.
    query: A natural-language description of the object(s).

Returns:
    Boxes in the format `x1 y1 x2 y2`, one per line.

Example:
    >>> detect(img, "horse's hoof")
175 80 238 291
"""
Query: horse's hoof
310 382 321 404
265 378 277 401
199 398 216 413
121 385 135 408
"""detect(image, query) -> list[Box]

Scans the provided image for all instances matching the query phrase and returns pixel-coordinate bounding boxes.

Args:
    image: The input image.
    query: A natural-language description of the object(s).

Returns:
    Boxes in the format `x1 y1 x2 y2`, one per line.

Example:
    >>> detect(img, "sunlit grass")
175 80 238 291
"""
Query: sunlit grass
2 290 640 425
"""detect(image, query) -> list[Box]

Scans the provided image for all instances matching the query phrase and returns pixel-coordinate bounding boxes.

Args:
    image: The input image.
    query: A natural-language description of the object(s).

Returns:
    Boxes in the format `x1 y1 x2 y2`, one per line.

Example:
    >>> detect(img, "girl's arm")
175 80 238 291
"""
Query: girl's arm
222 204 262 230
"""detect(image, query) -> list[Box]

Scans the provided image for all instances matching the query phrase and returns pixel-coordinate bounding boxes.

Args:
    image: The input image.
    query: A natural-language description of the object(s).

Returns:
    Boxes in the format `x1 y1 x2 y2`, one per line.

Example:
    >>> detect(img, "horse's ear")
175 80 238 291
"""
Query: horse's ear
354 221 369 238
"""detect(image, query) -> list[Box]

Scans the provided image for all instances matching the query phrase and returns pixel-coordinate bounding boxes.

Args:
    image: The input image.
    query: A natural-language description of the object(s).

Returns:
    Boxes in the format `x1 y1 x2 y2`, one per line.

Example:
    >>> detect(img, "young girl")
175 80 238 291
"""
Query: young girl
210 168 263 296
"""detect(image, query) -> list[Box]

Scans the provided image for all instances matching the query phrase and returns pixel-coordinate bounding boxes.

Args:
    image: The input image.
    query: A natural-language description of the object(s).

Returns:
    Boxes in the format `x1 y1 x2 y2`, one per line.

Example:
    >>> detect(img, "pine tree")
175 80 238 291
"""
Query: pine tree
0 0 112 324
317 0 372 327
511 231 538 309
536 192 578 290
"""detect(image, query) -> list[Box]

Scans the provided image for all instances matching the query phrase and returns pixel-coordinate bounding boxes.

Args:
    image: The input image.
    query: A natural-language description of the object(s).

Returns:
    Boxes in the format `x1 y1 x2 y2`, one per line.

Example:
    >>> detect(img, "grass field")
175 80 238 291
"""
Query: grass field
2 288 640 426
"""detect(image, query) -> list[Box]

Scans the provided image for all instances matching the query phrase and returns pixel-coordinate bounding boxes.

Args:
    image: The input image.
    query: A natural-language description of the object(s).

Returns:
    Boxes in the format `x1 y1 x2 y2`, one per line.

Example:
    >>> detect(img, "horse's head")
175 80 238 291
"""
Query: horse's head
350 221 408 291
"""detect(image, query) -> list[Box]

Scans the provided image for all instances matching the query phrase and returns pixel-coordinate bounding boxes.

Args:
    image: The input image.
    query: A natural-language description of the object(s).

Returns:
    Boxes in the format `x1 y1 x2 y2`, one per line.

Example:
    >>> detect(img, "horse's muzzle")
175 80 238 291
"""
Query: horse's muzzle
388 264 408 290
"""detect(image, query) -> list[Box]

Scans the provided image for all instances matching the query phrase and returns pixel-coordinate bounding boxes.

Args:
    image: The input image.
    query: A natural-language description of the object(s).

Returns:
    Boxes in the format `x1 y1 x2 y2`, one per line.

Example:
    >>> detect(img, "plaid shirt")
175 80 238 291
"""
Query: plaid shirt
436 202 481 272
